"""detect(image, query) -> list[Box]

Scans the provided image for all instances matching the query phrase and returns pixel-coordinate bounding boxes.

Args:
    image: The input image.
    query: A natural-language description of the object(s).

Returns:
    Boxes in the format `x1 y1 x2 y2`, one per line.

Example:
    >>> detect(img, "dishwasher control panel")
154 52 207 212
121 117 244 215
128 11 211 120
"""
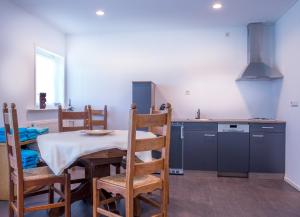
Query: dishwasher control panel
218 124 249 133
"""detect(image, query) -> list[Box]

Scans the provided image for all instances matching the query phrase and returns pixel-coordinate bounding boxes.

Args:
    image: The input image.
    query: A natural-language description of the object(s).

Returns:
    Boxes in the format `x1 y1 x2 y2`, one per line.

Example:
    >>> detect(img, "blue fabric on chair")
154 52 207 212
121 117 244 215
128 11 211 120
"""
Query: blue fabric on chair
21 149 39 169
0 127 48 142
0 127 47 168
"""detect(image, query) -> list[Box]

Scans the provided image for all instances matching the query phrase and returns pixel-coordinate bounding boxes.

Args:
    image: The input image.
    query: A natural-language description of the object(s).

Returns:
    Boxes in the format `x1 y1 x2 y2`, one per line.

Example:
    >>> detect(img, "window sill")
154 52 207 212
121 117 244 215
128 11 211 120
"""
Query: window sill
27 107 68 112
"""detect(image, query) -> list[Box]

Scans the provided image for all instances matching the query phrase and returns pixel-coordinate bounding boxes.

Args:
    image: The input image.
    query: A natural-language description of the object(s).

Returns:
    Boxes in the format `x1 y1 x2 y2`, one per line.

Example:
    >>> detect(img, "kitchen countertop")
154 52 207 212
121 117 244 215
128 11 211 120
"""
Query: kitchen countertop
172 118 286 124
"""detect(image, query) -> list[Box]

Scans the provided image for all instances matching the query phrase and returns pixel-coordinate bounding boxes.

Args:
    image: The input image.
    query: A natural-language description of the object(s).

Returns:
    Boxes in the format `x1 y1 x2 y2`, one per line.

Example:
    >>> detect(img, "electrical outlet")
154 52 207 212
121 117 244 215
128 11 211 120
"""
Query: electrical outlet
290 101 299 107
185 90 191 96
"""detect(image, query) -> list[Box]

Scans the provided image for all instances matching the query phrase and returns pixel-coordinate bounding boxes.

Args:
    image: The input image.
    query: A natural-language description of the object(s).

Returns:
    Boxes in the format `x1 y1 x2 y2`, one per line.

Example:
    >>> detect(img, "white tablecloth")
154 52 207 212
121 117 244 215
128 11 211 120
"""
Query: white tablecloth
37 130 155 175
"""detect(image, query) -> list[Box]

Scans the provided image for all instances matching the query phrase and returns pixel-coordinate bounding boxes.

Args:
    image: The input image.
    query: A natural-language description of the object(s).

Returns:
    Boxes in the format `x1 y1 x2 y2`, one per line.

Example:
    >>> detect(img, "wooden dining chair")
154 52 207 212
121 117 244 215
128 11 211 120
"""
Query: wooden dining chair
87 105 108 130
58 105 91 132
2 103 71 217
93 103 172 217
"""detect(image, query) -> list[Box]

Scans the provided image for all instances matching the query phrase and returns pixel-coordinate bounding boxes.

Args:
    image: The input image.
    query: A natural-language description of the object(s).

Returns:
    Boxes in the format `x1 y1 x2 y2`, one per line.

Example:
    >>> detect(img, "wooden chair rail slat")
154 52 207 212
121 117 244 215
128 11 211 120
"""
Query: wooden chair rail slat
136 113 167 128
24 177 65 188
24 189 49 198
99 197 118 205
152 213 163 217
133 182 162 198
135 136 165 152
62 126 86 132
97 207 122 217
24 202 65 212
61 112 88 120
134 159 164 177
92 110 105 116
149 127 164 136
91 120 105 126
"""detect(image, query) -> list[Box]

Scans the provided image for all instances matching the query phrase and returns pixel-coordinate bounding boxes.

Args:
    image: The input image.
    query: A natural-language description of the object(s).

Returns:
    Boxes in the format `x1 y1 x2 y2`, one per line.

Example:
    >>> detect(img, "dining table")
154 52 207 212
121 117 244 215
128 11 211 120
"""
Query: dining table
37 129 156 216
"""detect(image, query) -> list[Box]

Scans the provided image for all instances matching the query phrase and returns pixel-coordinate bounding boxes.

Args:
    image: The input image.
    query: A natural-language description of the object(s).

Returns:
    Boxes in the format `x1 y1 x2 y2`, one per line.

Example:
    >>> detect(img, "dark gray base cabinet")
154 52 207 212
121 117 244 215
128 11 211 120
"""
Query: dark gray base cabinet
250 132 285 173
183 123 218 171
169 123 184 171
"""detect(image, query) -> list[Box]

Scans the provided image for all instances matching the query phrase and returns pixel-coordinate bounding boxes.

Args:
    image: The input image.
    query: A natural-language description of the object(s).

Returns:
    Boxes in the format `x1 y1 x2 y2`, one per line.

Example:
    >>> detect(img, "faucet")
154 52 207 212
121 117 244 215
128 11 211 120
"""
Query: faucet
195 109 201 119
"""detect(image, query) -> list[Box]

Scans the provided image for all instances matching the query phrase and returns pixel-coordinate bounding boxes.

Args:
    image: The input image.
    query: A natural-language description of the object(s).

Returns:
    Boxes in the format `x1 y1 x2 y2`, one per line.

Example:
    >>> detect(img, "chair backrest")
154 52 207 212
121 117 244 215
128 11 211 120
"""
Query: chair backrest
126 103 172 188
87 105 108 130
58 105 91 132
2 103 24 186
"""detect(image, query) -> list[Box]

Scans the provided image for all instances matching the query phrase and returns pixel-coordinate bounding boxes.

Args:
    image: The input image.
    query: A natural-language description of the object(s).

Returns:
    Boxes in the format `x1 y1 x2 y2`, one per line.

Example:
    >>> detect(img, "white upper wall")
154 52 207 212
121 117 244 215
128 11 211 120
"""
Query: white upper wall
276 0 300 188
0 0 66 125
67 27 278 129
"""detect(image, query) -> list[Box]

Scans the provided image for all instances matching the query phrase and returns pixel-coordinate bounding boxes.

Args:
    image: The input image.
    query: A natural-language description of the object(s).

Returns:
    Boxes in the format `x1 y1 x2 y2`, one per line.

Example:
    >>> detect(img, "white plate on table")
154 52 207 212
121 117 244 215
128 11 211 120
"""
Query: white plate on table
80 130 113 136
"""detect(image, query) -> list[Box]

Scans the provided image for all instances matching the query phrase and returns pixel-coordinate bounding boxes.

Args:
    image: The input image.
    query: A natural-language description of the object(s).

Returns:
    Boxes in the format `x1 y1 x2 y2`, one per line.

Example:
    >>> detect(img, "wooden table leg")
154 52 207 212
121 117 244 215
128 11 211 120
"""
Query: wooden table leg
49 157 123 217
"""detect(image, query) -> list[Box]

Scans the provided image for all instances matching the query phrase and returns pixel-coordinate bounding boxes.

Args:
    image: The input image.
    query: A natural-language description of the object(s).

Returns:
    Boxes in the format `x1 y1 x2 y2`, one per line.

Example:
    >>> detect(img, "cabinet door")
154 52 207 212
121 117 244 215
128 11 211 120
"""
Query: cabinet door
217 132 250 174
132 82 154 114
184 130 217 171
169 125 183 169
250 132 285 173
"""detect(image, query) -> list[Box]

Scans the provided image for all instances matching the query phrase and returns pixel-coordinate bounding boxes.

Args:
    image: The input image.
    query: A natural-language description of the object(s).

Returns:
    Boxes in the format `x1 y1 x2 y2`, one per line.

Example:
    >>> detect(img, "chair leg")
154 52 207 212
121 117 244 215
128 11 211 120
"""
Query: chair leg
48 184 54 204
134 198 141 217
161 187 168 217
8 180 14 217
8 204 14 217
125 194 134 217
64 174 71 217
93 178 99 217
17 192 24 217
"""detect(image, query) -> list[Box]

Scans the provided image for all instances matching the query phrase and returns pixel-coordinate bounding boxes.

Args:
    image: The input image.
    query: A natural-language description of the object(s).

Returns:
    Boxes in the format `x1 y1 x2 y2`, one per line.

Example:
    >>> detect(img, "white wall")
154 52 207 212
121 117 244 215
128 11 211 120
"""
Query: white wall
67 27 278 129
0 0 65 126
276 0 300 189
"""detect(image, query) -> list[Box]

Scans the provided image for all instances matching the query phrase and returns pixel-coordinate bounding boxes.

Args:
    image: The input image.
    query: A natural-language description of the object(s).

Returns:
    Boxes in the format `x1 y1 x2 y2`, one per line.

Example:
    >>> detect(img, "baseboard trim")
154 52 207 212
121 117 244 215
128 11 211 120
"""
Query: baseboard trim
249 173 284 180
284 176 300 191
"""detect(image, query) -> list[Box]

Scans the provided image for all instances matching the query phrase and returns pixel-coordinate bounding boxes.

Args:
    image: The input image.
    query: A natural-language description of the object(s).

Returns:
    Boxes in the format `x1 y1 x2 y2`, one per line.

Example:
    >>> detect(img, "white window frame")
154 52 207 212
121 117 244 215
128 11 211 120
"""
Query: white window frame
34 47 65 108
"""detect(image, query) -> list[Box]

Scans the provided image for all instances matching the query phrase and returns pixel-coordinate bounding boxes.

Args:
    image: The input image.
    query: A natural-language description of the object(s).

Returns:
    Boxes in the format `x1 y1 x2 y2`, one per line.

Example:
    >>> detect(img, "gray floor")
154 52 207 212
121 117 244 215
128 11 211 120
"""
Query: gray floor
1 171 300 217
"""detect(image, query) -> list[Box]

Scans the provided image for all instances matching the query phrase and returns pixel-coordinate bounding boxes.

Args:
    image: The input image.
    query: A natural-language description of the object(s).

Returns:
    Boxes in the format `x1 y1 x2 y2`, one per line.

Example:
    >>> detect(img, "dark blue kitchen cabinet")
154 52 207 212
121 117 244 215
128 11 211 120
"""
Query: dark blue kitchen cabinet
183 123 218 171
250 124 286 173
218 131 250 176
132 81 155 114
169 122 184 174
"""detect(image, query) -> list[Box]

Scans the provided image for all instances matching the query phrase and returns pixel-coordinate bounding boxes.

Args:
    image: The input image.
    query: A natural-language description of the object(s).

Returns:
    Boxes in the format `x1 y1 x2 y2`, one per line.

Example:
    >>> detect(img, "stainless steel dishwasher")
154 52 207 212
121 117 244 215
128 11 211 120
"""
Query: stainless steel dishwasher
217 123 250 178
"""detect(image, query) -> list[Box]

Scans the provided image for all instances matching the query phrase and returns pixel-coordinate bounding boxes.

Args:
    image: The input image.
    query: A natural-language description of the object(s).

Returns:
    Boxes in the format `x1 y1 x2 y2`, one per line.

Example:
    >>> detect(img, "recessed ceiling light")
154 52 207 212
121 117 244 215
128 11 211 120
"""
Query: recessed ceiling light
96 10 105 16
212 2 223 10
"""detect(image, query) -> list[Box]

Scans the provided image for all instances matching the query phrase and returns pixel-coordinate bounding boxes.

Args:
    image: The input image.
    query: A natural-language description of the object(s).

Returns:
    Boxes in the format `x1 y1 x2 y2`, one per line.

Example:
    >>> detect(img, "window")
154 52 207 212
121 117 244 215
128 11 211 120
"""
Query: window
35 47 65 107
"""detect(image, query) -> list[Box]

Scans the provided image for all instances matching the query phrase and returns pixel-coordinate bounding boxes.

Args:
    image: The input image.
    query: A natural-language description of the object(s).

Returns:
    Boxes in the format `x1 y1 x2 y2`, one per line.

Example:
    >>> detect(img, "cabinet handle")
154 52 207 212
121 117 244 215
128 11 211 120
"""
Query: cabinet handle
252 134 264 138
204 134 216 137
180 126 184 139
262 126 274 129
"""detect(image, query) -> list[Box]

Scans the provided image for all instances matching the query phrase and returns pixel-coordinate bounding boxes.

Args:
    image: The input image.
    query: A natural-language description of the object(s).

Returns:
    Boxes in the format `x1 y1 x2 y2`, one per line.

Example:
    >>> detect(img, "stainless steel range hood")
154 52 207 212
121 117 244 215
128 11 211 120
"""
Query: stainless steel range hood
237 23 283 81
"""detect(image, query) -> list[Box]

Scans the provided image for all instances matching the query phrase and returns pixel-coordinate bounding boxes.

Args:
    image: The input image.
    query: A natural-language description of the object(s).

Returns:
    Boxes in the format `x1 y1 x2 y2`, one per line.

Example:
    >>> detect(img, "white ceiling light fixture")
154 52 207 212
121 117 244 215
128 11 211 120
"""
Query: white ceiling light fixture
212 1 223 10
96 10 105 16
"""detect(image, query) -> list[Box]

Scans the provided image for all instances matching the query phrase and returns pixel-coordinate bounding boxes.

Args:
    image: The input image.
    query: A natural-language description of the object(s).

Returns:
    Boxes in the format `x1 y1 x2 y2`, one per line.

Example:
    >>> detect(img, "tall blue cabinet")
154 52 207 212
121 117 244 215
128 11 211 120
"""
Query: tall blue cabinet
132 81 155 114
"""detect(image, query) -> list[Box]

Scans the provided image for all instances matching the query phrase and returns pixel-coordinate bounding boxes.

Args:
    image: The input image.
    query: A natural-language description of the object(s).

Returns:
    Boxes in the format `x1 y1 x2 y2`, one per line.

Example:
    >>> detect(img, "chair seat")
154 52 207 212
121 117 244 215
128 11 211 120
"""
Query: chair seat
99 174 161 189
24 166 60 181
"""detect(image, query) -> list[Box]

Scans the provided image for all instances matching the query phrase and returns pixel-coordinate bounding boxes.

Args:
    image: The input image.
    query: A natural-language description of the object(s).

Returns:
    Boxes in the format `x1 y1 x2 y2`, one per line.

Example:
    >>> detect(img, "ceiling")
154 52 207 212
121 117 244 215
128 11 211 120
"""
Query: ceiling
12 0 298 34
